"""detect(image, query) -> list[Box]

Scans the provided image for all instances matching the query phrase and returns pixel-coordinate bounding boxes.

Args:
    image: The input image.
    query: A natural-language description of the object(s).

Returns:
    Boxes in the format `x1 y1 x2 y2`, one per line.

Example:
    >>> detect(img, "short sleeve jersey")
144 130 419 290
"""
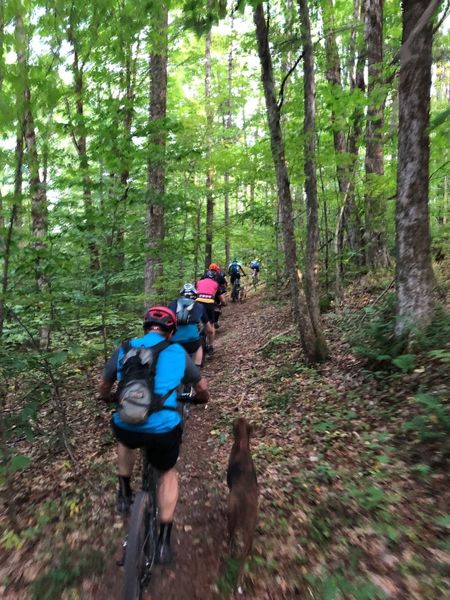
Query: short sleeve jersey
168 299 209 343
104 331 201 434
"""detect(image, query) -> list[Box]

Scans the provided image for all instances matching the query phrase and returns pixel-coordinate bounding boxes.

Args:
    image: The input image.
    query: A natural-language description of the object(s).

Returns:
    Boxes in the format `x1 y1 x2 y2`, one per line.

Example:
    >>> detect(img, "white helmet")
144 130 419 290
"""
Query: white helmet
180 283 197 299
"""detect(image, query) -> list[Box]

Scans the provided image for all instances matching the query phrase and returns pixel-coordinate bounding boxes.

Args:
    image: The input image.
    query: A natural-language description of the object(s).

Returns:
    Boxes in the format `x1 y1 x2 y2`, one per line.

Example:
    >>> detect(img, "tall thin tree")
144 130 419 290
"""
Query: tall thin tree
204 29 214 269
145 2 169 302
253 3 325 363
364 0 389 267
298 0 328 359
15 7 49 348
395 0 439 336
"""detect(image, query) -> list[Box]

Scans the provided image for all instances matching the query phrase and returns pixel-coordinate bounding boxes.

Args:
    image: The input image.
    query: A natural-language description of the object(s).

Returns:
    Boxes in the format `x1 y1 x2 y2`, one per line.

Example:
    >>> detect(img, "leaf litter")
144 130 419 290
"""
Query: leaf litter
0 284 449 599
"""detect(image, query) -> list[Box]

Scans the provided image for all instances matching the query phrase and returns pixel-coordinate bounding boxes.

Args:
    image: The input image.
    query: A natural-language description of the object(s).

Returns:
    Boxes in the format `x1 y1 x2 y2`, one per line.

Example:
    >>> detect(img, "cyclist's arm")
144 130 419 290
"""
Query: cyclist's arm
98 347 119 401
239 265 247 276
182 354 209 404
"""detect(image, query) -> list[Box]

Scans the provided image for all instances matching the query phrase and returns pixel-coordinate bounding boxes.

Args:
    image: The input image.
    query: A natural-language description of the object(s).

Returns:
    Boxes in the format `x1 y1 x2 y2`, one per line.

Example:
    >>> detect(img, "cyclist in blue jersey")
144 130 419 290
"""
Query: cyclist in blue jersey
228 257 246 285
168 284 214 367
98 306 209 565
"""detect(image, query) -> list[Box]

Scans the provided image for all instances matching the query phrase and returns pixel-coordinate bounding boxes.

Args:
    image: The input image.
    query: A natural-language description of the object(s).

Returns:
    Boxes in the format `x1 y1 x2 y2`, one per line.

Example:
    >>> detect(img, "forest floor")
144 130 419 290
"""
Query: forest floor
1 276 449 599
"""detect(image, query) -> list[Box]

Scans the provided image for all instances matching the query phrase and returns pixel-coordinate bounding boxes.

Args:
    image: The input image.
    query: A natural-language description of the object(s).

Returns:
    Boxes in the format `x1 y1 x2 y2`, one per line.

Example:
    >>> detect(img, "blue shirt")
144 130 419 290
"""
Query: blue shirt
105 332 199 434
168 299 208 343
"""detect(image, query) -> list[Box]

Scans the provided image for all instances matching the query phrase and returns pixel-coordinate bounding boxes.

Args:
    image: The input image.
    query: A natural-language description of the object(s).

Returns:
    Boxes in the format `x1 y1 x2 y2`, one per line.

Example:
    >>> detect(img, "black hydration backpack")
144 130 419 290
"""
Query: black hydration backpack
176 297 197 325
117 340 177 424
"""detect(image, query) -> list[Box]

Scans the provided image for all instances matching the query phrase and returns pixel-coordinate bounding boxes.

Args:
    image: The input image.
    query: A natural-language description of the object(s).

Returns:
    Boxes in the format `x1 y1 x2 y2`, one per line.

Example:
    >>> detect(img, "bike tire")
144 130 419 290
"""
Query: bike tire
123 491 155 600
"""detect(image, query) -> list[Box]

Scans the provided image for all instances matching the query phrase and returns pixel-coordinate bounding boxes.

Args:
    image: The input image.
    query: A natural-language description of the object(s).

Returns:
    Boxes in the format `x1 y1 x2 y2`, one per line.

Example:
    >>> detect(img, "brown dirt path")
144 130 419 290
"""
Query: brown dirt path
97 291 277 600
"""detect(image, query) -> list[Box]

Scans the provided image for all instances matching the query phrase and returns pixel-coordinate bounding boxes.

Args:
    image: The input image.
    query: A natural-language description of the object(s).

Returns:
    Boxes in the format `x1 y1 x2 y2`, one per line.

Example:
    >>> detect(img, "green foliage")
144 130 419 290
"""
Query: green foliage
346 294 450 372
403 392 450 450
306 563 388 599
261 334 297 358
31 547 105 600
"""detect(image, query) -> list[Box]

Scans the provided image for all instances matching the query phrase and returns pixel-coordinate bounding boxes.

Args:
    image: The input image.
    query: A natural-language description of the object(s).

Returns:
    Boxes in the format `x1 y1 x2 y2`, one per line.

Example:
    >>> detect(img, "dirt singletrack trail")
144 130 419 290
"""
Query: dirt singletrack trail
100 291 278 600
149 291 276 599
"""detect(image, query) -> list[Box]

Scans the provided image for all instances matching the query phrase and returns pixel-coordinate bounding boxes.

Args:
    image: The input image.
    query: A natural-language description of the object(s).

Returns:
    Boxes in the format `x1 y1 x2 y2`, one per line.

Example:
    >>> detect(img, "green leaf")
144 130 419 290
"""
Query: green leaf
48 351 67 366
391 354 416 372
434 515 450 528
10 454 31 472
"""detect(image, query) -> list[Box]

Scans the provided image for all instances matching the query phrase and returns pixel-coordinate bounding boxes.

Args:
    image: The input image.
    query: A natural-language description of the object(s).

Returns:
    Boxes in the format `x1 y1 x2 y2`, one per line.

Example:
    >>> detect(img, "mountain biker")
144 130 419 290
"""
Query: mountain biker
196 269 220 355
209 263 227 329
250 258 261 275
228 258 246 285
228 258 246 301
168 284 214 367
98 306 209 565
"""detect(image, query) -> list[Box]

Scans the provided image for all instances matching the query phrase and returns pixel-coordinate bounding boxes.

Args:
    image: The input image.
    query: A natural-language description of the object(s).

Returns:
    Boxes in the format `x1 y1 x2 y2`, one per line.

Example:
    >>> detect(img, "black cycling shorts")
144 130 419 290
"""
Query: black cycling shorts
111 422 183 472
179 339 202 355
198 302 215 323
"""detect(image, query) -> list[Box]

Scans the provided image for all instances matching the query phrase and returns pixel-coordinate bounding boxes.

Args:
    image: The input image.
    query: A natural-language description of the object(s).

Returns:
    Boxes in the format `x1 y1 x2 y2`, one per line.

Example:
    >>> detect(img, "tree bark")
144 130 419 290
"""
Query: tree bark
204 30 214 270
224 17 234 267
15 8 49 348
67 15 100 272
364 0 389 268
322 0 365 305
395 0 436 337
298 0 328 359
145 2 168 303
253 3 323 363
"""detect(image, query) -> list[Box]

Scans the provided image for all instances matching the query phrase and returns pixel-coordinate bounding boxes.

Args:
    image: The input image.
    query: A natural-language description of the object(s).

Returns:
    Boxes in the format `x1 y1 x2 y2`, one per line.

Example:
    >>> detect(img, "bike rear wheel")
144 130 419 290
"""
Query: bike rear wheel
123 491 156 599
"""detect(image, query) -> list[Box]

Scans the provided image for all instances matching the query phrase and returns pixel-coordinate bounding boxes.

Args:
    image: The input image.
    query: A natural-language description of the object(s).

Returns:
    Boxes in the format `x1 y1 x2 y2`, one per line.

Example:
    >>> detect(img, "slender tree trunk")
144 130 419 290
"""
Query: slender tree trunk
298 0 328 359
145 2 168 303
117 36 139 270
0 128 23 337
364 0 389 268
395 0 436 337
15 9 49 348
322 0 364 305
194 195 201 281
67 19 99 272
253 3 323 363
224 17 234 267
204 30 214 269
348 0 366 262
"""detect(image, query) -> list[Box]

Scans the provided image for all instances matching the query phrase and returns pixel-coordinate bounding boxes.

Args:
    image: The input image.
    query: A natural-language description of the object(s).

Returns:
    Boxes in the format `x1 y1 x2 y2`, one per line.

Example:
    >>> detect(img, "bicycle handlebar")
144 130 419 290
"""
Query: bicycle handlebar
178 390 204 404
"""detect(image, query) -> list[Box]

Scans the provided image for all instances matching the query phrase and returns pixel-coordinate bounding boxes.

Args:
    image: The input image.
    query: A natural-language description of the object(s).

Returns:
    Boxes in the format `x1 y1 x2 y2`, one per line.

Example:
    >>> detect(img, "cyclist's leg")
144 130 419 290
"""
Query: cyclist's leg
193 344 203 367
146 428 182 564
112 423 139 515
158 468 178 522
204 307 215 353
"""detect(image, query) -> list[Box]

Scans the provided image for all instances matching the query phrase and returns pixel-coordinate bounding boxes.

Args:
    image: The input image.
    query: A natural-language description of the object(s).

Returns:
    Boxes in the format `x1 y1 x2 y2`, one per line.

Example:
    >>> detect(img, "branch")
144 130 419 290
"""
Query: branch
430 160 450 181
433 0 450 34
358 279 396 324
398 0 442 67
277 50 305 111
257 327 295 352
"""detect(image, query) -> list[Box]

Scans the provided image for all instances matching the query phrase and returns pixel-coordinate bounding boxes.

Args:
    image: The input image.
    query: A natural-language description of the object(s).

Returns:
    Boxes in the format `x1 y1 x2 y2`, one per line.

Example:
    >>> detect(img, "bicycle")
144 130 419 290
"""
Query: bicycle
120 393 197 599
251 269 259 290
231 277 242 302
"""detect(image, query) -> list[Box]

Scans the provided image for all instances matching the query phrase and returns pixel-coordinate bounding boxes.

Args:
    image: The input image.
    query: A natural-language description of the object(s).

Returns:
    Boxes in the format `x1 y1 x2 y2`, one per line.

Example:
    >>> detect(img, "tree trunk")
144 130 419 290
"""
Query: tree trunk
364 0 389 268
204 30 214 269
253 3 323 363
67 18 100 273
15 9 49 348
322 0 364 305
395 0 436 337
117 34 139 270
145 2 168 303
224 17 234 267
298 0 328 359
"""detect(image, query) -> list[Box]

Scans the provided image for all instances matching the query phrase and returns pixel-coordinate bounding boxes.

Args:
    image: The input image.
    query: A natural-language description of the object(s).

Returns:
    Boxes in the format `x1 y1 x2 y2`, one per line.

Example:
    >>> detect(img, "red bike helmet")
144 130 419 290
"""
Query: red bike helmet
143 306 177 333
209 263 220 271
